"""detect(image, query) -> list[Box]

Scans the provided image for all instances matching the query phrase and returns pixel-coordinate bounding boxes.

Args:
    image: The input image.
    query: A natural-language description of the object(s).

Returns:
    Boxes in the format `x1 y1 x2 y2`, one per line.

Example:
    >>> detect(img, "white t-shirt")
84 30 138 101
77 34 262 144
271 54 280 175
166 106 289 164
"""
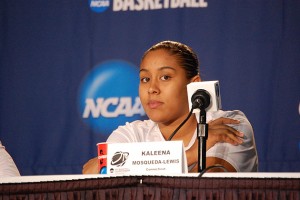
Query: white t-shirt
0 141 21 177
107 110 258 172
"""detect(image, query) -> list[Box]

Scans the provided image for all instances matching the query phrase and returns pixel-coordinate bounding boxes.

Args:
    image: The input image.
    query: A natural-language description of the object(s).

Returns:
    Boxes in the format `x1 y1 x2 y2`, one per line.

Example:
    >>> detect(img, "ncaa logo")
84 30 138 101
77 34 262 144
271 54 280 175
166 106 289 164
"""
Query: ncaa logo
89 0 110 13
78 60 146 136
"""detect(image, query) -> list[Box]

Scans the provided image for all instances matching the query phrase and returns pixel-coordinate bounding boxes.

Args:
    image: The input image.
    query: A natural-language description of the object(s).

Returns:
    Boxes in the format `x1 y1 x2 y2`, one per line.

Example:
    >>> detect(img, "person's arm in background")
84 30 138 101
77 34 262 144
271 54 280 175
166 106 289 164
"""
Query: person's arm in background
0 141 20 177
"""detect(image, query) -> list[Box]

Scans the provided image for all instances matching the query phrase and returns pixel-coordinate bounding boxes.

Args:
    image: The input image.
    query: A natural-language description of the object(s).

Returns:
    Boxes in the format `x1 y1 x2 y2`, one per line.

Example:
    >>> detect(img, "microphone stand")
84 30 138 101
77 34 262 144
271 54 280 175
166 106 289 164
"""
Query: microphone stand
197 107 208 172
190 88 211 172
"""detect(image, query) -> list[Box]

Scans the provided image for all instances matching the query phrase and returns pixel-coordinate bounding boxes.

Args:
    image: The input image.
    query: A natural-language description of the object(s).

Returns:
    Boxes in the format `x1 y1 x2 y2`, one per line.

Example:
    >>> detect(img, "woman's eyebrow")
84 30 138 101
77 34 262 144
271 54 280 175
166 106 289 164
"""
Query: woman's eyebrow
139 68 148 73
159 66 176 71
139 66 175 73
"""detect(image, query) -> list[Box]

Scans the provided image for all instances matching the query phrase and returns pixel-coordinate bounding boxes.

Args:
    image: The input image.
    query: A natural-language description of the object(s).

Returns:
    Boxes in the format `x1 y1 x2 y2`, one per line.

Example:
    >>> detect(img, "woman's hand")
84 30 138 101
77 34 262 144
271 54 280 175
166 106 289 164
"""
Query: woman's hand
207 117 244 150
82 157 99 174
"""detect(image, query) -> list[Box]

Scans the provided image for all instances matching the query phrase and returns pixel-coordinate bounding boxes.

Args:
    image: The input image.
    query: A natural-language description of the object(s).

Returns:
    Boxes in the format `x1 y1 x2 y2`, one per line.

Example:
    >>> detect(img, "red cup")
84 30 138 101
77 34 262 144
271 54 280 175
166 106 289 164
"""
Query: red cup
97 142 108 174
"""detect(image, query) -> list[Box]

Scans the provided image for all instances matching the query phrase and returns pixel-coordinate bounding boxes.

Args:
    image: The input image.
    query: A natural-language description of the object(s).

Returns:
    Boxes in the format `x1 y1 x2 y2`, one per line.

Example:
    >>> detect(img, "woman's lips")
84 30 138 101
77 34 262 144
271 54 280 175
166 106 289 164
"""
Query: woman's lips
148 100 163 109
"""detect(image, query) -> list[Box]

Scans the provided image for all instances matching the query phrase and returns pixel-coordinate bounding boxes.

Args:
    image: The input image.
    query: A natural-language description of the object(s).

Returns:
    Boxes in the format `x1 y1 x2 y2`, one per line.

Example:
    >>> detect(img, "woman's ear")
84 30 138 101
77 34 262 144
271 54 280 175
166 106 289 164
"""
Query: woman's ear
191 75 201 82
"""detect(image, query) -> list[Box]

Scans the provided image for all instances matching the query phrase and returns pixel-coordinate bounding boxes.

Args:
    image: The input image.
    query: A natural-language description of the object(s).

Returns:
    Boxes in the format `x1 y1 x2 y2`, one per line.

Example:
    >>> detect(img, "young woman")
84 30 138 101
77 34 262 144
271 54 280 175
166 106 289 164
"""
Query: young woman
82 41 258 173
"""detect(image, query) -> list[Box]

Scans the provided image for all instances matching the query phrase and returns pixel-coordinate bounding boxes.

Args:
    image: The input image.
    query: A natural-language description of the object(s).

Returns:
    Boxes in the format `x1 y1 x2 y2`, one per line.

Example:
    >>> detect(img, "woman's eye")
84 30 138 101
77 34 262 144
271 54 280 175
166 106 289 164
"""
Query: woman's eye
161 75 171 81
140 77 150 83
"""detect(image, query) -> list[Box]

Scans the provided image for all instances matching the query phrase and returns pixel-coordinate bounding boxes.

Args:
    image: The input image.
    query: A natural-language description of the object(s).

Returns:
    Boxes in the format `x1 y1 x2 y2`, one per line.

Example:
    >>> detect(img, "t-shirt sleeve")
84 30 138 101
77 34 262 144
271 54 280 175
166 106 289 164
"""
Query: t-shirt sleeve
0 142 21 177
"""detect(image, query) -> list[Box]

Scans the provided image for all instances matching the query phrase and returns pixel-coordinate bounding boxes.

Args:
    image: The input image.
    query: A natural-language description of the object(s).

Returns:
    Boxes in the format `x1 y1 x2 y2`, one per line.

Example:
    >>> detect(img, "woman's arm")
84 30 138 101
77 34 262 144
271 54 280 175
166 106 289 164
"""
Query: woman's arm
185 117 245 172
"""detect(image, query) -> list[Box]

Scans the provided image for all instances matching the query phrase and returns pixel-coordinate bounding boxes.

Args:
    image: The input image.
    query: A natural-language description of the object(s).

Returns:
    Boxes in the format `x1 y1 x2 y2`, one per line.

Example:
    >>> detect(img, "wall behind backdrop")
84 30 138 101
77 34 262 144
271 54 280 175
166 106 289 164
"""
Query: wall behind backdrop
0 1 299 175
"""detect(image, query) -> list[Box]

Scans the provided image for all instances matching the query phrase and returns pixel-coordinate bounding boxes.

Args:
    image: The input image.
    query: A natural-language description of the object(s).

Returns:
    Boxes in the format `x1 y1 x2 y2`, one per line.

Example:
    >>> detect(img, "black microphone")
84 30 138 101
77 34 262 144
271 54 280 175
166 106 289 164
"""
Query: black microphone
191 89 211 110
167 89 211 141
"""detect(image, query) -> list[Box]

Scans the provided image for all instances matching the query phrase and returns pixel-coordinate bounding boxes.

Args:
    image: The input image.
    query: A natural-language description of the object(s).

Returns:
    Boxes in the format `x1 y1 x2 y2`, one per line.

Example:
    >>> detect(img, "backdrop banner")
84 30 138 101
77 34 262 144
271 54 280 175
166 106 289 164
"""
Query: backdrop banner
0 0 299 175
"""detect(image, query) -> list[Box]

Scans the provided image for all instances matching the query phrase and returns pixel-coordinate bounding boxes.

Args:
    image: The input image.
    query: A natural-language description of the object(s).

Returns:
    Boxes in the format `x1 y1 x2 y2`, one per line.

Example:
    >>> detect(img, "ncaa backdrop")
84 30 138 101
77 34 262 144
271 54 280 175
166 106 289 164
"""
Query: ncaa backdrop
0 1 299 175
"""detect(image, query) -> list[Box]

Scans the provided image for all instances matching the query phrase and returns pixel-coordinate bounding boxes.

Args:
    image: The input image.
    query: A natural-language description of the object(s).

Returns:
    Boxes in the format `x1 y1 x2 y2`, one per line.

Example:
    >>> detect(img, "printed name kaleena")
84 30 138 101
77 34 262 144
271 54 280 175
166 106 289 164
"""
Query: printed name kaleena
142 150 171 156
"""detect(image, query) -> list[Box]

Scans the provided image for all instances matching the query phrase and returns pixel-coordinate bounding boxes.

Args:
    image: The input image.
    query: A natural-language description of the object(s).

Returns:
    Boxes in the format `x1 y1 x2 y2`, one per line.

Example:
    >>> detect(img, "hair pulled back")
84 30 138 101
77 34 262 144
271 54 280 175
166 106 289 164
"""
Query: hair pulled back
142 41 200 80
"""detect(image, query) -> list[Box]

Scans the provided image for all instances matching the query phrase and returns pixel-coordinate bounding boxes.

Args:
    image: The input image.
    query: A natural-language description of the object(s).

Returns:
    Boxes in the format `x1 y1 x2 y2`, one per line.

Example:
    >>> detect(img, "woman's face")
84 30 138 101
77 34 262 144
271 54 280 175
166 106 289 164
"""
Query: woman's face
139 49 192 125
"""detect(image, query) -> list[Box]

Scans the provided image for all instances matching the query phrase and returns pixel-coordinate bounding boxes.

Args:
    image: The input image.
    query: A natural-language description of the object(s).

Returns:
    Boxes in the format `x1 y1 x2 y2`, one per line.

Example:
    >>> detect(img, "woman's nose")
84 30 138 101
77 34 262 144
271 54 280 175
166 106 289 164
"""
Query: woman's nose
148 81 159 94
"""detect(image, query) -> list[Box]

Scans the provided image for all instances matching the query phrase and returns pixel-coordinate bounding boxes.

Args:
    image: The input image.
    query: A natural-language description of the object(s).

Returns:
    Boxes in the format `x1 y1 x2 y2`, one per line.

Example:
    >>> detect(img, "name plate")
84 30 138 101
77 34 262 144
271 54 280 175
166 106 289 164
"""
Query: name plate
97 141 187 175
